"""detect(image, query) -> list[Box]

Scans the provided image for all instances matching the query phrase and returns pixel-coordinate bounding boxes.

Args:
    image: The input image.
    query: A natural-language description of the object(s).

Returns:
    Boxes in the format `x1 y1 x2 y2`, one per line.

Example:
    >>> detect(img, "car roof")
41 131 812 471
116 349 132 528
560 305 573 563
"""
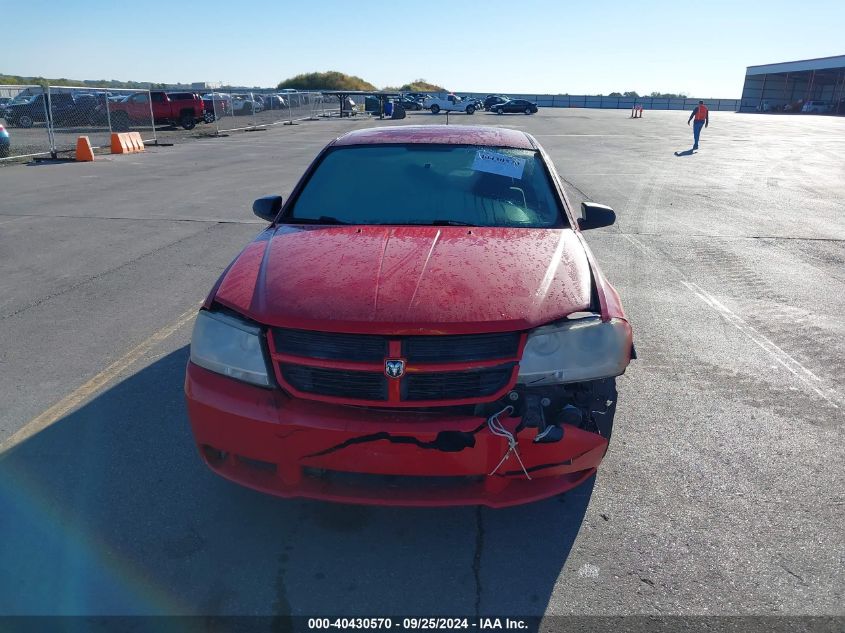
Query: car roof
333 125 535 149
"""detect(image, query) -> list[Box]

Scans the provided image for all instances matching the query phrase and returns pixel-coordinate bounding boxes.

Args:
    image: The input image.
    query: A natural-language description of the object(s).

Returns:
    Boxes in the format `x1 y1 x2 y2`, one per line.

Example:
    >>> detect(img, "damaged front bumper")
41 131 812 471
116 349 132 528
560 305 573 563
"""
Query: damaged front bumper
185 363 610 508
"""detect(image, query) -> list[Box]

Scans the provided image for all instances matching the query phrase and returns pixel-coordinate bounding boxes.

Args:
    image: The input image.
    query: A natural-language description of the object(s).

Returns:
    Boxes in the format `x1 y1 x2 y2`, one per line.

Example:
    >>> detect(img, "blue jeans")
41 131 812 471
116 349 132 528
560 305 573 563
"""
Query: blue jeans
693 120 705 148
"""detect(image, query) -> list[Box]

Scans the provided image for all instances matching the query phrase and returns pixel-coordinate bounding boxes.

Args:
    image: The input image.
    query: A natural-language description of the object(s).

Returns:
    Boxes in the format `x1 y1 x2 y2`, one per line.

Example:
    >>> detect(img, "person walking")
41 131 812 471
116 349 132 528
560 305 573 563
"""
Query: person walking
687 100 709 150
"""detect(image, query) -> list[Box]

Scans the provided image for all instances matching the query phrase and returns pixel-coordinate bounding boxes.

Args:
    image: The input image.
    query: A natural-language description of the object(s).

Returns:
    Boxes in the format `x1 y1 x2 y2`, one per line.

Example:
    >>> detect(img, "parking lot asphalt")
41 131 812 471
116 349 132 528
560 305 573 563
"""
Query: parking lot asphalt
0 108 843 619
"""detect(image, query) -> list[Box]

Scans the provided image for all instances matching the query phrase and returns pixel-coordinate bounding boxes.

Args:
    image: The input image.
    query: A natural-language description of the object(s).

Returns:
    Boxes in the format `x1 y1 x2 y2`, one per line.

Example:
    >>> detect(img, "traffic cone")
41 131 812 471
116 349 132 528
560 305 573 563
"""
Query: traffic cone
76 136 95 162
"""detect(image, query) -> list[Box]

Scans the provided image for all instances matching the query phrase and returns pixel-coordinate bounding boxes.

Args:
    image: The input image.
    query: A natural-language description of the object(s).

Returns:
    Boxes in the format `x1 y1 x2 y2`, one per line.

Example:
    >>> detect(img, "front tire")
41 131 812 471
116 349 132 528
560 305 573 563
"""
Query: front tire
495 107 503 115
19 115 34 128
524 107 532 115
430 104 440 114
180 112 196 130
466 105 475 115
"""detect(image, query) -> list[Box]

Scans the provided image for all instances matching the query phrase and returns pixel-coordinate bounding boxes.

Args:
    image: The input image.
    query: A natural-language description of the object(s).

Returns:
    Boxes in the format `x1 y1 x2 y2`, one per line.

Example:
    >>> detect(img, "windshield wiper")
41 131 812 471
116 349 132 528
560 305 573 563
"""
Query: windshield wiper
411 220 475 226
279 216 351 225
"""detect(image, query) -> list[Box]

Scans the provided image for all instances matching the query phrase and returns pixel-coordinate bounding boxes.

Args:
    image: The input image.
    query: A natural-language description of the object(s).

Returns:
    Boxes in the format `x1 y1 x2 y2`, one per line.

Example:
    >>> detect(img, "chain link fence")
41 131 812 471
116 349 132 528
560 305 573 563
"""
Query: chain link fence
104 88 157 142
2 86 336 160
208 90 330 134
0 85 53 160
0 85 157 161
46 86 154 155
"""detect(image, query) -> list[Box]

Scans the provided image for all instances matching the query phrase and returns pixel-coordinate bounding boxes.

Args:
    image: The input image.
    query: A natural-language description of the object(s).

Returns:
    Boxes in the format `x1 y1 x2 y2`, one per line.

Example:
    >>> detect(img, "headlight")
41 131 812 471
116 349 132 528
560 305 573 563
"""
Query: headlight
518 316 632 385
190 310 272 387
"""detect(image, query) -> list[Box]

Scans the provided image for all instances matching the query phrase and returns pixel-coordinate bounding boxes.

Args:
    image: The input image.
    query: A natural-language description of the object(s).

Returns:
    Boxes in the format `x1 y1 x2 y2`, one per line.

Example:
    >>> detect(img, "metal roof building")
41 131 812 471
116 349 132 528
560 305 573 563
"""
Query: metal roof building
740 54 845 114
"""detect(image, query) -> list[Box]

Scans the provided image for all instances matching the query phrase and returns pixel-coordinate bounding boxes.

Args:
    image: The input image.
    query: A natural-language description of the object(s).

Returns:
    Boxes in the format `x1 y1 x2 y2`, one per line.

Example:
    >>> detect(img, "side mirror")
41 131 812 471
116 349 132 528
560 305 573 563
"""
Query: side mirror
578 202 616 230
253 195 283 222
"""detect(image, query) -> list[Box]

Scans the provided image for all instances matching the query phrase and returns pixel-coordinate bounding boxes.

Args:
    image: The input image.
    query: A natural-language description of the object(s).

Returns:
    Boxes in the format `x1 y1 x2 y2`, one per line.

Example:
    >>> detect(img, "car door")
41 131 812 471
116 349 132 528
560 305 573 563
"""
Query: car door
123 93 152 121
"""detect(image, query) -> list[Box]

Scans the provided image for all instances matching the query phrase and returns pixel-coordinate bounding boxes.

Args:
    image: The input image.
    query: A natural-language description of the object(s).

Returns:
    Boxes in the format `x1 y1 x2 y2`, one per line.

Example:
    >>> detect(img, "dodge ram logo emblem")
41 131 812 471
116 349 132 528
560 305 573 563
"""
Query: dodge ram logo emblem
385 359 405 378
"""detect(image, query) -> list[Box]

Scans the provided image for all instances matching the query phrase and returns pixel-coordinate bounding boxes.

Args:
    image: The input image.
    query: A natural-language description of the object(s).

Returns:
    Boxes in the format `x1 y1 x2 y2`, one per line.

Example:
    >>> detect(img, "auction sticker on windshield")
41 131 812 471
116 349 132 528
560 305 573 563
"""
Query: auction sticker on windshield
471 149 526 179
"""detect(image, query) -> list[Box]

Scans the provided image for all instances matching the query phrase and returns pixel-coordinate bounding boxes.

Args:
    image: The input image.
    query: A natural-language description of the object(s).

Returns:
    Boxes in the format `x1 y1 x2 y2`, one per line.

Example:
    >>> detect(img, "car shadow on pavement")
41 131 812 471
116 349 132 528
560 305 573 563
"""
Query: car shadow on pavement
0 347 592 617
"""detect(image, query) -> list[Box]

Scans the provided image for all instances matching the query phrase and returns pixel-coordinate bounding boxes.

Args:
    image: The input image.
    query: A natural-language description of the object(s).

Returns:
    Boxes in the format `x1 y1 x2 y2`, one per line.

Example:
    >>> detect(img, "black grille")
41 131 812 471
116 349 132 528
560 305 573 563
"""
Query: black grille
281 365 387 400
273 329 387 362
403 365 515 401
403 332 521 362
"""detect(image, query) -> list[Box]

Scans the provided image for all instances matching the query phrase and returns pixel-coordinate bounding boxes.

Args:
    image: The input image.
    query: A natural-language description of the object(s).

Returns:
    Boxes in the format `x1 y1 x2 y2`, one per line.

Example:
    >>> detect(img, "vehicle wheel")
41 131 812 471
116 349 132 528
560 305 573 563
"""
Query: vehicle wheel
19 115 34 128
495 107 503 115
430 105 440 114
203 111 215 124
466 105 475 115
524 107 532 115
180 112 196 130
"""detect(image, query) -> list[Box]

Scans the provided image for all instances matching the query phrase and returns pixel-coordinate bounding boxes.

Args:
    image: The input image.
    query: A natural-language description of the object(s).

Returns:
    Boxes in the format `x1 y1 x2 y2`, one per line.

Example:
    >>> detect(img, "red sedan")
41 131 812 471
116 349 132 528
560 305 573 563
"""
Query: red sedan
185 125 634 508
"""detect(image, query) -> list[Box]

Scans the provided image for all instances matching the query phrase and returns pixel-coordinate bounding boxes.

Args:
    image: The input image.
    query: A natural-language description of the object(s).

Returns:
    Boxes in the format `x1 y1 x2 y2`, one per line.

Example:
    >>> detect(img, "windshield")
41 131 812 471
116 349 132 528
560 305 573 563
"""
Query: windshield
286 145 566 227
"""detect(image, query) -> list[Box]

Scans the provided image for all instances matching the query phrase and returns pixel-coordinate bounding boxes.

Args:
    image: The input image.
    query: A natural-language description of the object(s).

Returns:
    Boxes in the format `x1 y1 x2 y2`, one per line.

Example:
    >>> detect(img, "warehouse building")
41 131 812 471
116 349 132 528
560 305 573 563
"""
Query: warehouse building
740 54 845 114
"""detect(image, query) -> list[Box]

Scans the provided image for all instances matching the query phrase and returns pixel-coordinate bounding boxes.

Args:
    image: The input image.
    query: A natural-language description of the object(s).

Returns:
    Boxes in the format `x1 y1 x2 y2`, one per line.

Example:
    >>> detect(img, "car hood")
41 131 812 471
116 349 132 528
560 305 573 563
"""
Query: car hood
213 225 593 334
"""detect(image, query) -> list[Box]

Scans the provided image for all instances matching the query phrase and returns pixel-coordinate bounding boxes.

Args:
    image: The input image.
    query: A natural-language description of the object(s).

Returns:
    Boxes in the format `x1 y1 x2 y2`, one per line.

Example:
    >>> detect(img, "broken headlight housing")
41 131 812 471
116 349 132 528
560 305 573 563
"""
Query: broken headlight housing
518 315 632 385
190 310 272 387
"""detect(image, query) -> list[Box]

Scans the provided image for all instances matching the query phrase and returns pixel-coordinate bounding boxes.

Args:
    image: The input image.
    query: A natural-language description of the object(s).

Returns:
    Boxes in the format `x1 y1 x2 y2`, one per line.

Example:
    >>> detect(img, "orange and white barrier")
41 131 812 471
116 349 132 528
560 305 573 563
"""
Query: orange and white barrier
75 136 95 162
110 132 145 154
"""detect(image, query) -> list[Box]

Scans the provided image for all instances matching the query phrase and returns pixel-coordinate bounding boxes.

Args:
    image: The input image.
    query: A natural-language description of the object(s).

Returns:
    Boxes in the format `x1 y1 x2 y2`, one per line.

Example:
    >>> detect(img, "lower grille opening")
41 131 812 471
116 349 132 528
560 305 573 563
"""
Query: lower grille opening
236 455 277 473
202 445 228 467
303 468 484 491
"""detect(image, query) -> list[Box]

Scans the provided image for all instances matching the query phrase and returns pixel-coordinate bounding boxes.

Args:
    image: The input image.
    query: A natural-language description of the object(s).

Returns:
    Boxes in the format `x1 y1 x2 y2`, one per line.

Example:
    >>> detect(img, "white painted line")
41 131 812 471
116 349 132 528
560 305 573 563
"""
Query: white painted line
681 281 840 409
0 305 199 454
621 234 841 409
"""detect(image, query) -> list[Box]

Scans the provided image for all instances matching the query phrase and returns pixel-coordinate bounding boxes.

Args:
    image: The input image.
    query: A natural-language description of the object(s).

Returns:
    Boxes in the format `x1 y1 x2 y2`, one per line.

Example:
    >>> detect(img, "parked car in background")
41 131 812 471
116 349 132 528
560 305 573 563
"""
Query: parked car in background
201 96 218 122
426 94 477 114
1 94 42 127
232 94 263 115
492 99 539 115
109 91 205 130
484 95 510 110
262 94 286 110
398 95 423 111
460 96 484 110
3 92 101 128
167 92 208 126
801 100 831 113
0 124 10 158
202 93 232 119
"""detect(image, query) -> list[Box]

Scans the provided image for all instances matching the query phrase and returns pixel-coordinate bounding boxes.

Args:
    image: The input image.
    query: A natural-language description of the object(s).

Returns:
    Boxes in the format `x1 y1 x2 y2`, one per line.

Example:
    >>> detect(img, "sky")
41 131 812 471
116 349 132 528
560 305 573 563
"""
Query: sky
3 0 844 97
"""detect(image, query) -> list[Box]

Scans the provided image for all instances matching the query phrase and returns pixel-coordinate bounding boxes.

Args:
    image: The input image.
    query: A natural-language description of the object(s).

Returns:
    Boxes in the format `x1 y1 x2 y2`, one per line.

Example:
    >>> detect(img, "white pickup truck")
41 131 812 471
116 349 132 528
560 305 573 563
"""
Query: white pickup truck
426 94 477 115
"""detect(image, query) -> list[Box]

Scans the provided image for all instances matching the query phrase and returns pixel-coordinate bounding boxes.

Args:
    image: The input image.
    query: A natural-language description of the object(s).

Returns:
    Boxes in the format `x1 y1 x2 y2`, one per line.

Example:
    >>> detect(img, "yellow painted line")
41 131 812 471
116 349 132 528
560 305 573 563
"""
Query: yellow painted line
0 305 199 455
